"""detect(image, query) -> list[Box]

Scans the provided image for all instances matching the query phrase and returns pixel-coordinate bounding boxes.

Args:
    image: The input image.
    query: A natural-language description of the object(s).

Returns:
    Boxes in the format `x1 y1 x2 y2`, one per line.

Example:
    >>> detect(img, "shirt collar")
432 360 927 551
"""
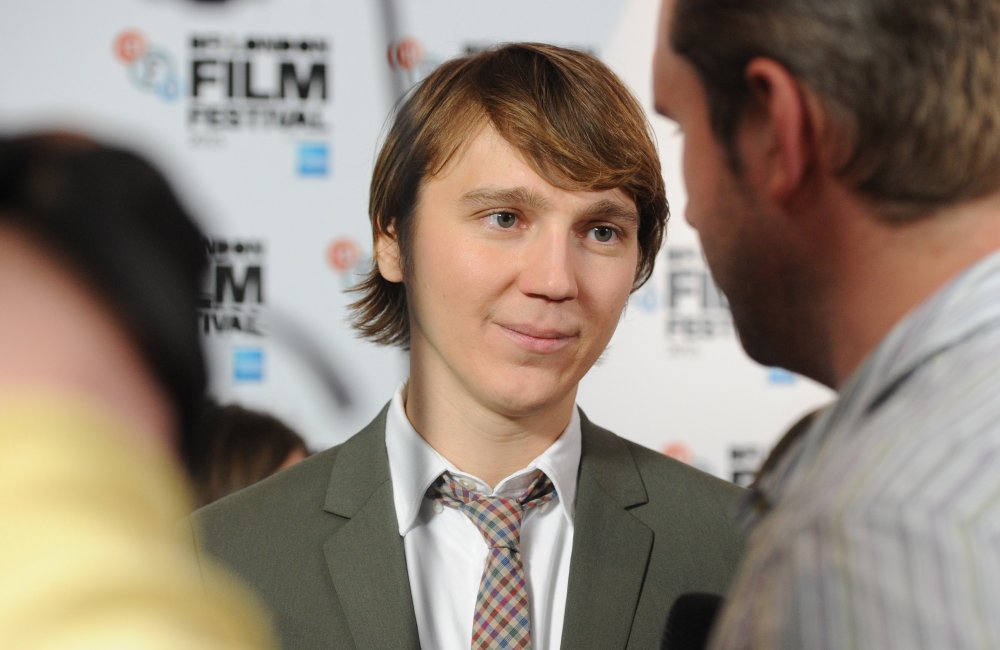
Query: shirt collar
385 382 581 536
860 249 1000 415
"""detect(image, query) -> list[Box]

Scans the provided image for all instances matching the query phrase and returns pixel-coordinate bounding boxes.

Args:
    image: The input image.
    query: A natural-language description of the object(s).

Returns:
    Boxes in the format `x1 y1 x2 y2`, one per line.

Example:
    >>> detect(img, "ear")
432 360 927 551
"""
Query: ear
374 222 403 283
739 58 821 204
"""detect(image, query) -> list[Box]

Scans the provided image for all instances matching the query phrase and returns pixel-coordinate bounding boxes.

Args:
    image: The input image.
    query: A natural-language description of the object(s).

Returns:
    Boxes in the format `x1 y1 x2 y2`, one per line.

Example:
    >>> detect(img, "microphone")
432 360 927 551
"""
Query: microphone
661 592 724 650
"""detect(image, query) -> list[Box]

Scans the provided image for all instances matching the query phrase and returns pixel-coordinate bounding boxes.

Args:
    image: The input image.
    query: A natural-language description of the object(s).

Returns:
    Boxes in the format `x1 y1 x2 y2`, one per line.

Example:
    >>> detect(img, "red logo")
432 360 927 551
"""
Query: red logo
114 30 147 63
327 238 361 273
387 38 424 71
662 442 694 465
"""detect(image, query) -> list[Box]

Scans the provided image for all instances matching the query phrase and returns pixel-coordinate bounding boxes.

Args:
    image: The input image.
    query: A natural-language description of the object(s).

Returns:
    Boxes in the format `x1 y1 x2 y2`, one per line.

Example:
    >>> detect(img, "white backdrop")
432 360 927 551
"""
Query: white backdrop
0 0 832 483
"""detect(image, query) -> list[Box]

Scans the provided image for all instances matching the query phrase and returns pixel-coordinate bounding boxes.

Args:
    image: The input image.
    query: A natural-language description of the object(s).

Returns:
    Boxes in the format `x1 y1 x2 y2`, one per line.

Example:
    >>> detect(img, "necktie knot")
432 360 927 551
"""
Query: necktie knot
428 471 555 549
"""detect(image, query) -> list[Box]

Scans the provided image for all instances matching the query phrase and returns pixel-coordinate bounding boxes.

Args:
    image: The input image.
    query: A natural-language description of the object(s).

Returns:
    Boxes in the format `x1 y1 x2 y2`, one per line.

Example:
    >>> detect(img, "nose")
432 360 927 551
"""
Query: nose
683 202 697 230
517 230 578 302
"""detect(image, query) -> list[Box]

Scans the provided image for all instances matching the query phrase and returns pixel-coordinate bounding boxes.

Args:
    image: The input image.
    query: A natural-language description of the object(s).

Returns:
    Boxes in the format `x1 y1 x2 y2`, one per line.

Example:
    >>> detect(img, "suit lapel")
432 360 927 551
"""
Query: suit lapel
321 407 421 650
560 412 653 649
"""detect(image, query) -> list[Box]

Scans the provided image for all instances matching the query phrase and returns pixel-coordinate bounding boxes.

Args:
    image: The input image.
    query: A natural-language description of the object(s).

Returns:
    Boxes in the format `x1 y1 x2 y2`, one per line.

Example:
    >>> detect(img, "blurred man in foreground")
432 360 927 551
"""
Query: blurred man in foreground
0 133 273 648
654 0 1000 646
188 43 743 649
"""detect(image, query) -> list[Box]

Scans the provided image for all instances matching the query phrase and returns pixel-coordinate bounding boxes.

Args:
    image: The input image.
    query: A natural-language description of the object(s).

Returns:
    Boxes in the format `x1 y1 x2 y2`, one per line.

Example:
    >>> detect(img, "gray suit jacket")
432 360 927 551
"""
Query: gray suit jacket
183 406 743 649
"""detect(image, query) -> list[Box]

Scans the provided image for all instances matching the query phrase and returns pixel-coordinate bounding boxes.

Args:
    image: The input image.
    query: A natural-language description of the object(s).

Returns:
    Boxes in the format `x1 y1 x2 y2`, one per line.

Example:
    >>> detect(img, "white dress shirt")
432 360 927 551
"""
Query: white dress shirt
385 383 580 650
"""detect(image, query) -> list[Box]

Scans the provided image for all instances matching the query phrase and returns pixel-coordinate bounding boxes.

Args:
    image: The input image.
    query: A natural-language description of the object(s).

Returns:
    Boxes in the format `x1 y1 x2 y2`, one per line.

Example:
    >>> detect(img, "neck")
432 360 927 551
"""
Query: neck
402 379 573 488
823 191 1000 388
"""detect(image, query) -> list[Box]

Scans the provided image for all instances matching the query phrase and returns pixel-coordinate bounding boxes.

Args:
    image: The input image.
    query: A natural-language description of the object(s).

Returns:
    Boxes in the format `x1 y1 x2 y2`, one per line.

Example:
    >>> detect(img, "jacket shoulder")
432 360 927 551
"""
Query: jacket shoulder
626 436 742 504
188 440 344 576
189 405 389 558
579 415 744 557
580 413 741 505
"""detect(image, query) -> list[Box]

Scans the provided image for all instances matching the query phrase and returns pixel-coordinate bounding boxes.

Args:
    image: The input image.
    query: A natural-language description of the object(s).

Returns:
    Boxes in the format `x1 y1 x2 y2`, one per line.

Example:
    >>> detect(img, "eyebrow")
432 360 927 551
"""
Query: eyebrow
580 199 639 226
460 186 553 211
459 186 638 224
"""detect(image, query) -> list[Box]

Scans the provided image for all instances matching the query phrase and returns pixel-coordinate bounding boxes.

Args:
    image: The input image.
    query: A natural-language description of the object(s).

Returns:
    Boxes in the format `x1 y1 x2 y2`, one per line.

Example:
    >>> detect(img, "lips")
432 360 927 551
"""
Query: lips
498 322 577 353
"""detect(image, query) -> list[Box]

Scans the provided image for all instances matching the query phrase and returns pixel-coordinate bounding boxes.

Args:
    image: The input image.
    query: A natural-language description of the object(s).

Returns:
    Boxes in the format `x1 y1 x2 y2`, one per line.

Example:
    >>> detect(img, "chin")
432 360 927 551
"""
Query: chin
735 321 823 383
490 394 558 419
732 315 783 369
486 381 572 419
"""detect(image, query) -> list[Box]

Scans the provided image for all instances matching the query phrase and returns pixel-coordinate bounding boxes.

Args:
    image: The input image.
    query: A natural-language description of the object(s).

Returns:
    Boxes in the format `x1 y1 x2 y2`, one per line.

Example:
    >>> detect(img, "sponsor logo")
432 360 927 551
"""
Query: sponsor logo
188 34 330 137
665 246 732 338
297 141 329 177
199 237 266 336
113 30 181 101
623 245 736 355
729 444 765 487
113 31 331 146
628 280 660 314
661 441 717 476
386 37 442 85
387 38 423 71
326 237 371 289
233 346 265 382
663 245 734 354
662 441 694 465
767 367 797 385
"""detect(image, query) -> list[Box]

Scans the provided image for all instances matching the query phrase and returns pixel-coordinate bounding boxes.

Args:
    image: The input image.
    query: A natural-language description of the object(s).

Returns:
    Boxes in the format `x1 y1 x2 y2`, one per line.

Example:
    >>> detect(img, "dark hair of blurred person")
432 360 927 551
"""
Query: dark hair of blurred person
0 132 207 451
0 131 274 647
186 402 310 507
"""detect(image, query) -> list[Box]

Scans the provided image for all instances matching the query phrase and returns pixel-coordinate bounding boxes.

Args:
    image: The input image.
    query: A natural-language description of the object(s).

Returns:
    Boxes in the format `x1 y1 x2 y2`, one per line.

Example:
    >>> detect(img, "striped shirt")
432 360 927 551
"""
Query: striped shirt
711 249 1000 649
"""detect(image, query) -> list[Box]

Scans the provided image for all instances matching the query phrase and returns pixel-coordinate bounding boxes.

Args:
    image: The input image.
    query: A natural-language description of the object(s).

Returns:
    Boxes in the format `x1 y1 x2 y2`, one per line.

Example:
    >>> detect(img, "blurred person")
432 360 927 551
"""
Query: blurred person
187 43 743 650
653 0 1000 647
186 401 310 507
0 132 274 648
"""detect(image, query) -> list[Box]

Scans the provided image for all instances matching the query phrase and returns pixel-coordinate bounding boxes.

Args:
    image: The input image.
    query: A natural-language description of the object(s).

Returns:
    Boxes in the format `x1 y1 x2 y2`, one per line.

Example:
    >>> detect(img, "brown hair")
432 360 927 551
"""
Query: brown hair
185 402 310 507
350 42 668 348
670 0 1000 220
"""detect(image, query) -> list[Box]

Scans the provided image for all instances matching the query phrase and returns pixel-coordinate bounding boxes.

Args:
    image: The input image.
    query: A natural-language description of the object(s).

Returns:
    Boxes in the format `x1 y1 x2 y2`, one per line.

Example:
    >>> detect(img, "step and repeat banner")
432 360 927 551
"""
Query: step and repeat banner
0 0 831 483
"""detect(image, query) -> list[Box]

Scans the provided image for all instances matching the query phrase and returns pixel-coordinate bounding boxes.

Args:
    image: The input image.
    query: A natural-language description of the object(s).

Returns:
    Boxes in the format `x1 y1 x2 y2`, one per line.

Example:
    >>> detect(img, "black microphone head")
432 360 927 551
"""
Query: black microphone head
662 592 724 650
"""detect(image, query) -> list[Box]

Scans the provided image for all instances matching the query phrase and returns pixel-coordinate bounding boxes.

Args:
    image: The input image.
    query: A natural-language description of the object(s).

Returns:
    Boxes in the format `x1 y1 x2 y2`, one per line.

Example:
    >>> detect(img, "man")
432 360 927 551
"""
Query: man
188 43 743 649
653 0 1000 647
0 133 273 647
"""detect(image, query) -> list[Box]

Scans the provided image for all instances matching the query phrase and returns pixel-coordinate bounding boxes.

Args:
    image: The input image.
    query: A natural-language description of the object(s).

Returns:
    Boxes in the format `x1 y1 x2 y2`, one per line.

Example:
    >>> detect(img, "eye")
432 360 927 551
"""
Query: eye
486 211 518 229
589 226 618 243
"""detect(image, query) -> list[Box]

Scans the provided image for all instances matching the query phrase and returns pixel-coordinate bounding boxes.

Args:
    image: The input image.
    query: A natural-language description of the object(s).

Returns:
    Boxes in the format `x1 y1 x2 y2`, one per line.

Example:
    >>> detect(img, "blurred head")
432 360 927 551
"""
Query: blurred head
667 0 1000 220
0 133 208 445
350 42 668 348
185 402 310 507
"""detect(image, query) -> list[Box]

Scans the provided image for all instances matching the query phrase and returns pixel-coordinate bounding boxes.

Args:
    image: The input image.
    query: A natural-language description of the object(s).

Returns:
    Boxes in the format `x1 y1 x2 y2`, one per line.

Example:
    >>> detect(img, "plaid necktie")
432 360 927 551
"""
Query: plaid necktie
428 470 556 650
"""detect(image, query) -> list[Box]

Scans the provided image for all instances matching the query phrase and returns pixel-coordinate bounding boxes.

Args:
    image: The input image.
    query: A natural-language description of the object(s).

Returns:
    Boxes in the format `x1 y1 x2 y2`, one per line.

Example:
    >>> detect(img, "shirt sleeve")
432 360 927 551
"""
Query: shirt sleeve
710 495 1000 649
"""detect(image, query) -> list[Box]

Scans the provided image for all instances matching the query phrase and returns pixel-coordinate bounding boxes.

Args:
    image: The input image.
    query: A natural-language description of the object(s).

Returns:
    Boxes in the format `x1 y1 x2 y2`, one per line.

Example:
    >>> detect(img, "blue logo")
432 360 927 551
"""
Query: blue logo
114 31 181 102
233 346 265 382
298 142 329 177
767 367 796 385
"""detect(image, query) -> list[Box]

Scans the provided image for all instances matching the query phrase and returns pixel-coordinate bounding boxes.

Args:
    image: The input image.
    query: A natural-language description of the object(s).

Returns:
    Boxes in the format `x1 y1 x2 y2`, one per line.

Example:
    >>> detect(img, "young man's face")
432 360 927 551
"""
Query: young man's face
380 124 639 420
